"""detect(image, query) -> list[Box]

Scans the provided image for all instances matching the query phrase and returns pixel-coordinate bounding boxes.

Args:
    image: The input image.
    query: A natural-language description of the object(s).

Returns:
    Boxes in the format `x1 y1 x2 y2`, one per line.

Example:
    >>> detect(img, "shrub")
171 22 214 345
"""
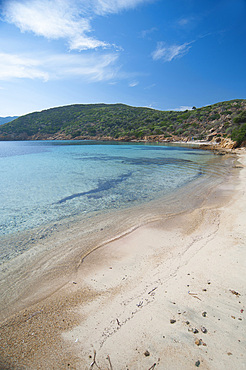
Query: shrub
233 111 246 124
231 123 246 146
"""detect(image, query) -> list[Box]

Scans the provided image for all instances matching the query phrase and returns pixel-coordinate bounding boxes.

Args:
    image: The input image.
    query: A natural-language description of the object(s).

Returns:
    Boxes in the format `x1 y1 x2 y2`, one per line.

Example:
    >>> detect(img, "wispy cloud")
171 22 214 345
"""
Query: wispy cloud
2 0 152 50
152 41 193 62
177 17 194 27
128 80 139 87
0 52 119 82
140 27 157 39
0 53 49 81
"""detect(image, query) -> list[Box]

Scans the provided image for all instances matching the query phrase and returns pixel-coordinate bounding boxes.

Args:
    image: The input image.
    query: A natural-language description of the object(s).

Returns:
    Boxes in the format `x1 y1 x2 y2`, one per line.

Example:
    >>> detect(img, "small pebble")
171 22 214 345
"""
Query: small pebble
170 319 176 324
227 352 232 356
202 311 207 317
193 328 199 334
144 350 150 357
186 321 190 325
195 360 200 367
201 327 207 334
195 339 202 346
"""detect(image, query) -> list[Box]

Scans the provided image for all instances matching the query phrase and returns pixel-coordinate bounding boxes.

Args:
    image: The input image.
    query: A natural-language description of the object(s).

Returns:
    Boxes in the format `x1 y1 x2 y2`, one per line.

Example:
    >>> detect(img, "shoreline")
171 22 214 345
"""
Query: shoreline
0 150 245 369
0 150 234 321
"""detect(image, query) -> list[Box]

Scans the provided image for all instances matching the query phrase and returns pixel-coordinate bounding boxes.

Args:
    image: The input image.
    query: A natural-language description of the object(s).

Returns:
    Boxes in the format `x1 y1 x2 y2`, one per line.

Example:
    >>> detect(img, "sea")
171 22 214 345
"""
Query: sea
0 140 233 265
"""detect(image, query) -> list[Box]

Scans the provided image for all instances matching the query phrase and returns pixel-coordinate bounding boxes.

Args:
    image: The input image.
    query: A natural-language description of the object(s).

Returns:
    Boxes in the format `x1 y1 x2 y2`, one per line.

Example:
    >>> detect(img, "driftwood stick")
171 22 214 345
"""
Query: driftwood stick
148 363 156 370
148 287 157 294
106 355 113 370
89 350 101 369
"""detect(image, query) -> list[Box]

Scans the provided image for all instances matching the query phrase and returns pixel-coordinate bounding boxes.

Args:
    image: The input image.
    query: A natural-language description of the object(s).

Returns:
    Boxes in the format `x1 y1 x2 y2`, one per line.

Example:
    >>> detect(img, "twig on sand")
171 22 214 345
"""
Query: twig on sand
148 363 156 370
106 355 113 370
188 292 202 301
148 287 157 295
89 350 101 369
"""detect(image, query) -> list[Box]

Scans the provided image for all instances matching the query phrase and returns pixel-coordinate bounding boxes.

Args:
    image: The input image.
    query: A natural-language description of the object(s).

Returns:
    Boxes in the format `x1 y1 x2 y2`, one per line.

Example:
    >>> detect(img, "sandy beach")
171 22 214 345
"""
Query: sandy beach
0 150 245 369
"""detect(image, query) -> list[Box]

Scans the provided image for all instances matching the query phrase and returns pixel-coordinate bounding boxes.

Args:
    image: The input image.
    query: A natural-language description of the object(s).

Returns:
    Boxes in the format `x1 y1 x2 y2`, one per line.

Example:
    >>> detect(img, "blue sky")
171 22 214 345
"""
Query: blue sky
0 0 245 116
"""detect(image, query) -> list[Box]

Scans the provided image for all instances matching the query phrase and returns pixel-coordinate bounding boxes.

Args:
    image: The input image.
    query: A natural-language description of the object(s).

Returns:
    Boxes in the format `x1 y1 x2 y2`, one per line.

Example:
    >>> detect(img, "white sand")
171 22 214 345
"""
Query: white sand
61 152 246 369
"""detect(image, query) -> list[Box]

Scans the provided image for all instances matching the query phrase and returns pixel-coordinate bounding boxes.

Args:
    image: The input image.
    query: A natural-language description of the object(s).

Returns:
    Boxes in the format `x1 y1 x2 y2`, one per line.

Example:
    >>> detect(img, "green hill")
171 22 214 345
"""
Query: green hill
0 100 245 146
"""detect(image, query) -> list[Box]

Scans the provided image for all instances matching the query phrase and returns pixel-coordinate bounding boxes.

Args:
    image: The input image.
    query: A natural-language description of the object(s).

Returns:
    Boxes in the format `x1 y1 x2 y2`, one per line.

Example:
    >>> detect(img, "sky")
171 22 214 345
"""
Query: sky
0 0 245 117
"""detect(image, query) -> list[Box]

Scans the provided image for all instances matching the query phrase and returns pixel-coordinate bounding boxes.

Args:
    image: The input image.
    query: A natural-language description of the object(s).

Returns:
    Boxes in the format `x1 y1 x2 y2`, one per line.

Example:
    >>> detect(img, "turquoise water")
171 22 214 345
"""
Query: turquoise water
0 140 222 240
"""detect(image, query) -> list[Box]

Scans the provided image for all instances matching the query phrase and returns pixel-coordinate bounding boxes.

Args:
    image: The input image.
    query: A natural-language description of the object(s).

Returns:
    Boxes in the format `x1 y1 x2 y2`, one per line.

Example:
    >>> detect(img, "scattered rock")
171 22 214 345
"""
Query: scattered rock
170 319 176 324
186 321 190 325
202 289 207 292
195 339 202 346
201 327 207 334
193 328 199 334
195 360 200 367
231 316 236 319
240 309 244 313
72 281 77 284
144 350 150 357
202 312 207 317
227 352 233 356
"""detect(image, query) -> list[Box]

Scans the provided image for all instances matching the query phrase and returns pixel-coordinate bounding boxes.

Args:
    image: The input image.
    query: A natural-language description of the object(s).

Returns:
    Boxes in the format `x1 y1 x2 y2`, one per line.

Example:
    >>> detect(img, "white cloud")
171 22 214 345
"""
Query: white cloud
0 52 119 82
152 41 193 62
129 80 139 87
2 0 152 50
179 106 193 111
92 0 152 15
171 106 193 111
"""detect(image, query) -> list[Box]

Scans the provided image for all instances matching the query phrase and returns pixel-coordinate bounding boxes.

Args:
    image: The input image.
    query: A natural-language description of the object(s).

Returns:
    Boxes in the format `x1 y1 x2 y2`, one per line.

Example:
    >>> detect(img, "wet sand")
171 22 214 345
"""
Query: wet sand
0 150 245 369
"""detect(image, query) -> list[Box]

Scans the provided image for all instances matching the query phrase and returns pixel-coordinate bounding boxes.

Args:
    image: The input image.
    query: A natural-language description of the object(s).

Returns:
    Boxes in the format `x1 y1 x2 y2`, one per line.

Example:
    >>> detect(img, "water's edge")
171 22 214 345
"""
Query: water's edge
0 152 237 322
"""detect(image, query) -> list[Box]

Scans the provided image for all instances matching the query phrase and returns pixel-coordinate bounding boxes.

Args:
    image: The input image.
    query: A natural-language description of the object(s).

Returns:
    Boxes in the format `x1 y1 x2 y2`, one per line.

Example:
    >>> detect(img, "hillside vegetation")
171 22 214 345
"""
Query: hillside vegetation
0 99 245 146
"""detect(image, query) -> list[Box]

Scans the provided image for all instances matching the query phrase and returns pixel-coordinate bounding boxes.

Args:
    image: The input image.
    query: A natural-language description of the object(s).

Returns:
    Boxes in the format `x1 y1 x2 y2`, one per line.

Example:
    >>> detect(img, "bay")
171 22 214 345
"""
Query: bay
0 140 230 263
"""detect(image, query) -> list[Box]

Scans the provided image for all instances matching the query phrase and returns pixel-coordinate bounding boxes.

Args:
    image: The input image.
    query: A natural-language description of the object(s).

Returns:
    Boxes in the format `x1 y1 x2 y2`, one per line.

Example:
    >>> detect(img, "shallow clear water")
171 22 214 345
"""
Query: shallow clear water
0 140 223 240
